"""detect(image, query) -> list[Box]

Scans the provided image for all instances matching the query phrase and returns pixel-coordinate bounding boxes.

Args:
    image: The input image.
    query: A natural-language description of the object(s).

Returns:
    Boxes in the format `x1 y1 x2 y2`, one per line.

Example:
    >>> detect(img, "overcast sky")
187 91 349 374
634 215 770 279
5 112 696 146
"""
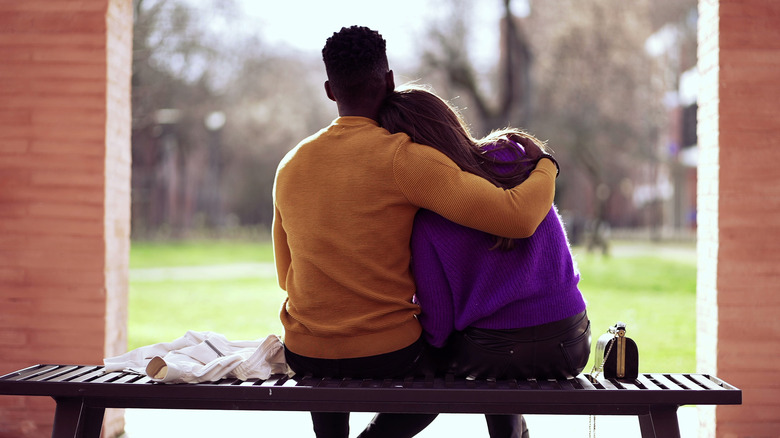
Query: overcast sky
237 0 529 69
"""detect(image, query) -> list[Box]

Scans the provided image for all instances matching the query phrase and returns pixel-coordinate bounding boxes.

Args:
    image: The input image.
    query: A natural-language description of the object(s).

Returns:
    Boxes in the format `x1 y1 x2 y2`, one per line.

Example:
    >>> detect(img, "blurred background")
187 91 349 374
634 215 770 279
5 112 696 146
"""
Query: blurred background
126 2 702 434
129 0 699 248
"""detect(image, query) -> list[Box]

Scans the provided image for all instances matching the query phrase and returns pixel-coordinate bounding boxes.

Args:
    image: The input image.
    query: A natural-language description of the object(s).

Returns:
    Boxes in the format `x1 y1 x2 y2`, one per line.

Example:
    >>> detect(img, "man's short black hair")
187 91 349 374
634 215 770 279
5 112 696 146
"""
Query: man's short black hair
322 26 389 104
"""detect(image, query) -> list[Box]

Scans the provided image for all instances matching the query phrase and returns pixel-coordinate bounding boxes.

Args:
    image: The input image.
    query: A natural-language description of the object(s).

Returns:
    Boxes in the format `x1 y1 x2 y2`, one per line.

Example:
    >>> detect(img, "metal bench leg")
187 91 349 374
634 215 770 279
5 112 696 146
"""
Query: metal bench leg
51 397 104 438
638 405 680 438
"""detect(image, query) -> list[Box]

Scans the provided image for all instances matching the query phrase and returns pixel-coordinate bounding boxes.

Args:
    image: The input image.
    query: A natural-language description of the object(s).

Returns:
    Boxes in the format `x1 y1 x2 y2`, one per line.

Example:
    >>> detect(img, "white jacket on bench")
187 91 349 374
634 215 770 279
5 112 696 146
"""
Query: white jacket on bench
103 331 292 383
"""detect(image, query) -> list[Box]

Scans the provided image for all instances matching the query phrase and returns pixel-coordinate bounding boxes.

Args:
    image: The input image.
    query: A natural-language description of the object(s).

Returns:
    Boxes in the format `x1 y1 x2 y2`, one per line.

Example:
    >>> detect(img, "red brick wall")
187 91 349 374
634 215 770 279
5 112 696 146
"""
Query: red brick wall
697 0 780 436
0 1 132 437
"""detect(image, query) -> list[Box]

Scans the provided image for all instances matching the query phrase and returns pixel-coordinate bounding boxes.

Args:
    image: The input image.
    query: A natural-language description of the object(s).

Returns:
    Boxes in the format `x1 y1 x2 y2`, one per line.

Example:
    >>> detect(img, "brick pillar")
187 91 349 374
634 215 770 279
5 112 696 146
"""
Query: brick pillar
696 0 780 436
0 1 132 437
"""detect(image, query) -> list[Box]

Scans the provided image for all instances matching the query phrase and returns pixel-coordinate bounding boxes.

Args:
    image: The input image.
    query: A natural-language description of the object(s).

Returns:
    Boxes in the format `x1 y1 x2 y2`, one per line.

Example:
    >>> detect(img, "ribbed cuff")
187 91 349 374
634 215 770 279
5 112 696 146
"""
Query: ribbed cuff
537 154 560 177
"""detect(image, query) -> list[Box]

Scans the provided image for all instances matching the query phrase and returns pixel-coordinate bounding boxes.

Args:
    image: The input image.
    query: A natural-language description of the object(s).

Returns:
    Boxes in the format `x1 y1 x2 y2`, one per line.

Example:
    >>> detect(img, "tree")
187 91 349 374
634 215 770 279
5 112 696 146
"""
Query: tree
526 0 668 248
130 0 331 238
417 0 669 247
421 0 533 136
131 0 234 237
218 44 332 229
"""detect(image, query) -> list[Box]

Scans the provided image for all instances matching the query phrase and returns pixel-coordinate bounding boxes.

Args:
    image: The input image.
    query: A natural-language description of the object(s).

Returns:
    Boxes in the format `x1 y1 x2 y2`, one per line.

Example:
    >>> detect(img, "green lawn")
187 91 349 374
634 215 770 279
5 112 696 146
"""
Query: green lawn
571 244 697 373
129 240 275 268
129 240 284 349
129 239 697 373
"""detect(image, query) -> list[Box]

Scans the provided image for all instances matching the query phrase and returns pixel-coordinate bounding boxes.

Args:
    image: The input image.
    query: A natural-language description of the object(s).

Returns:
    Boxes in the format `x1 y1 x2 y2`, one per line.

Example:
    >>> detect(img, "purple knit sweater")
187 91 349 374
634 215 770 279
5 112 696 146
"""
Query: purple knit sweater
410 146 586 348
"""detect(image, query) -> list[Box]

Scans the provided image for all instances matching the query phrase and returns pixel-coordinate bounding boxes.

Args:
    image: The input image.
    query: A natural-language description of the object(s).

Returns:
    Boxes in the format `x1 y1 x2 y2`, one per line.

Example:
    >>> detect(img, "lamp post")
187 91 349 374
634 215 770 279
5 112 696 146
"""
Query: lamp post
204 111 226 228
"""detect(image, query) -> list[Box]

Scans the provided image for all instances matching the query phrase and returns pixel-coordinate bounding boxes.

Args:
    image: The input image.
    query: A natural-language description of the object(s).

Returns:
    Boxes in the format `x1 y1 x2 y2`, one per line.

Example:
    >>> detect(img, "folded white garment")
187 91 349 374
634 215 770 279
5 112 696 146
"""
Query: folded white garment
104 331 293 383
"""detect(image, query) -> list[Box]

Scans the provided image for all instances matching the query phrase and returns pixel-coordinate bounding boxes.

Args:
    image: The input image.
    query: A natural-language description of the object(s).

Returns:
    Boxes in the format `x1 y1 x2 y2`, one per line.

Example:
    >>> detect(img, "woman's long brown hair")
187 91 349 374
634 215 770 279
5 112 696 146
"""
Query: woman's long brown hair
378 84 549 250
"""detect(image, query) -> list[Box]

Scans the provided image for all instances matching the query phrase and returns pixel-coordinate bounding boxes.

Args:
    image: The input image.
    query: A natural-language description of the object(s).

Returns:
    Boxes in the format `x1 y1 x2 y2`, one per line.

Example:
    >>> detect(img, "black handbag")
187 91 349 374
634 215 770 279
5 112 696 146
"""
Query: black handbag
591 322 639 382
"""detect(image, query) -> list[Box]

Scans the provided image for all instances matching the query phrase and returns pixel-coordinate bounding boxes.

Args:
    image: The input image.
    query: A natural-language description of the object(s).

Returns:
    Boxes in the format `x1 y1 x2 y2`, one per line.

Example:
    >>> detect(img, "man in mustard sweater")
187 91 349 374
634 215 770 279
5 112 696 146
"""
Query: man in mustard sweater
272 26 558 438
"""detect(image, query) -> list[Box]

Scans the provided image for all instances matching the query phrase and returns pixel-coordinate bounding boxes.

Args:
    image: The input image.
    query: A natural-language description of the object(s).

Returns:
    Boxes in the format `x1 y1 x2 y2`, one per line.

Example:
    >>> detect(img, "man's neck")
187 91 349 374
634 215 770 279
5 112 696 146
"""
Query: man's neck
337 106 378 121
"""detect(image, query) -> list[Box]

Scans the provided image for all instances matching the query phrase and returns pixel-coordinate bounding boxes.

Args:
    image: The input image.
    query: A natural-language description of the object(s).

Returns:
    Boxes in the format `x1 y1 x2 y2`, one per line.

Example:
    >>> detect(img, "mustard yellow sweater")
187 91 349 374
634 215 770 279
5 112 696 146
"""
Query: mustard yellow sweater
273 117 557 359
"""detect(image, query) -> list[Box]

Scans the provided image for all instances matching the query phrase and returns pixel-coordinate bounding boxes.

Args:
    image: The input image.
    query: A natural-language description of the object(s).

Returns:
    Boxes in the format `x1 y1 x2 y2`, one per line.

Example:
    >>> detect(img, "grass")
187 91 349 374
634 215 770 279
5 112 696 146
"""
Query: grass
129 240 284 349
128 239 697 373
129 277 286 349
129 240 275 269
572 246 697 373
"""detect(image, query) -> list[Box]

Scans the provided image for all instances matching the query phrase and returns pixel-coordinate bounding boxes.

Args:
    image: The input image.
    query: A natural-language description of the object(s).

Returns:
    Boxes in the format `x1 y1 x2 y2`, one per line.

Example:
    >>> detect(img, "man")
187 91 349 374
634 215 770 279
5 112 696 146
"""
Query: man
272 26 558 438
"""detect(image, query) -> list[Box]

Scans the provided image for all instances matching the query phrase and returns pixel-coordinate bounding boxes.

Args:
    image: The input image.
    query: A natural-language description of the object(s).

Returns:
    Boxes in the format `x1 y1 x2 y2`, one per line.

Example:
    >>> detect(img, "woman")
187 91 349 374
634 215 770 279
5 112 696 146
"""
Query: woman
378 85 591 438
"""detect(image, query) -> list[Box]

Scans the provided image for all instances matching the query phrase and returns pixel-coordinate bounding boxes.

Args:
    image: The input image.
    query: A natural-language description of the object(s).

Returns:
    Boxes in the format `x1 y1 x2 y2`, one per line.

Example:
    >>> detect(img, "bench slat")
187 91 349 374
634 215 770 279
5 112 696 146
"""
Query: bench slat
615 380 643 391
54 366 104 383
575 374 598 390
636 374 665 391
89 371 129 384
8 365 66 382
68 368 113 383
686 373 729 391
37 366 83 382
668 374 700 390
647 373 686 391
596 378 623 391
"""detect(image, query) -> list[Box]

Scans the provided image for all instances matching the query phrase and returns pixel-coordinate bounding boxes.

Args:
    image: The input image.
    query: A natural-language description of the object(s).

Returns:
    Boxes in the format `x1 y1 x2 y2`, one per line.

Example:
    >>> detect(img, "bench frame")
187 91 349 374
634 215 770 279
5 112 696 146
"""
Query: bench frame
0 364 741 438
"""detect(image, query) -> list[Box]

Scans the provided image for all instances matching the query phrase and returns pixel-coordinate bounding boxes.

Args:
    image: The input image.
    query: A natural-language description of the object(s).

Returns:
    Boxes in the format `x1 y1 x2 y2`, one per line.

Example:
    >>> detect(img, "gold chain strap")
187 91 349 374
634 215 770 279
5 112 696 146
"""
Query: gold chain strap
590 335 616 380
589 414 596 438
589 332 618 438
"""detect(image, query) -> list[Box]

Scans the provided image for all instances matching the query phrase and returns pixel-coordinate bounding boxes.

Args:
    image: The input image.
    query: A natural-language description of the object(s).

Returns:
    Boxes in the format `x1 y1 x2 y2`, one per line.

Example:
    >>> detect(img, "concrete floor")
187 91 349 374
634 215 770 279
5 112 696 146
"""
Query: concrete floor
121 406 700 437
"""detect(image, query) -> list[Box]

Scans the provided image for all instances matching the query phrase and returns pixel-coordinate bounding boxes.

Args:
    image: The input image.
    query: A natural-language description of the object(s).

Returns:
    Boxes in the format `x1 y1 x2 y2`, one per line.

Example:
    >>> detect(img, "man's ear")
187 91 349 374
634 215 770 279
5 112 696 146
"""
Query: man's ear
324 81 336 102
385 70 395 93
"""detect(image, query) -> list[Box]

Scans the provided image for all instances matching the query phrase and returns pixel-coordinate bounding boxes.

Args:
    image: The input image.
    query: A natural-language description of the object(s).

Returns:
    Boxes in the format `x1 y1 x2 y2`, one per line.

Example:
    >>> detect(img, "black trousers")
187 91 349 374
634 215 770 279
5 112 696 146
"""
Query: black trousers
446 310 592 380
284 336 438 438
445 310 591 438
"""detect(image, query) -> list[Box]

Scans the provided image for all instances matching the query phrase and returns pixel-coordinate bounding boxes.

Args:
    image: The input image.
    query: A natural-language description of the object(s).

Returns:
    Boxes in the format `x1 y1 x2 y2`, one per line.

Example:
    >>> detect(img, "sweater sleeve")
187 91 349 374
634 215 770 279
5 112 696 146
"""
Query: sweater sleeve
410 218 455 348
393 143 556 238
272 205 291 290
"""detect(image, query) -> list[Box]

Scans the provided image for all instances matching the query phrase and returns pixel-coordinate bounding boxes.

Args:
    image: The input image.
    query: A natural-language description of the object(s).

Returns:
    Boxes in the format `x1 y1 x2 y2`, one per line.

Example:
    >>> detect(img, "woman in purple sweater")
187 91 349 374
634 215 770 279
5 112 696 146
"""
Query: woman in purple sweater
379 85 590 438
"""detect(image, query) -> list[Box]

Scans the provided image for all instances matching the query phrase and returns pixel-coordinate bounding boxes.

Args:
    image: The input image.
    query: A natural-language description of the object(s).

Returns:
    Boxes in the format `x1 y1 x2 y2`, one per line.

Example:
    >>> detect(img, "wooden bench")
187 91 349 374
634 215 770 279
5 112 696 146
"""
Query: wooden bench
0 364 741 438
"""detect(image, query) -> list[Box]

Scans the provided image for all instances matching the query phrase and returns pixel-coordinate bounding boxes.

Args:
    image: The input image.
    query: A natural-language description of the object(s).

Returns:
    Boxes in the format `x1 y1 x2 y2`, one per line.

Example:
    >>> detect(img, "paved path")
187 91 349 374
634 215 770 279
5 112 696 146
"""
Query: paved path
122 407 700 437
129 241 697 283
130 262 277 282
